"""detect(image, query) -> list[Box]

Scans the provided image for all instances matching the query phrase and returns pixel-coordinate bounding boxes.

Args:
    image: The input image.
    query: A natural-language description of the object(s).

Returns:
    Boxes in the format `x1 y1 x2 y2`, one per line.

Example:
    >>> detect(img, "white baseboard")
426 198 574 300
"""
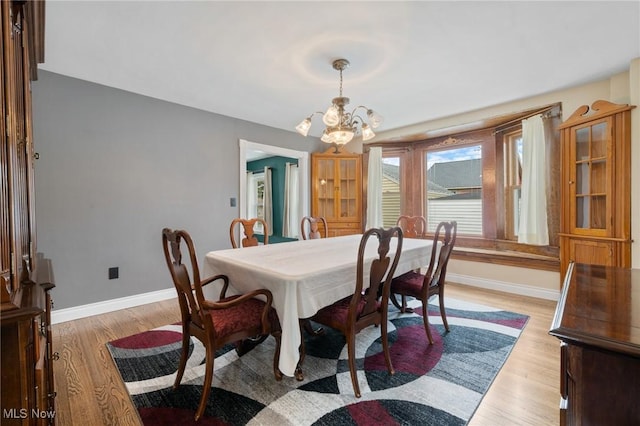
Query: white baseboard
447 272 559 301
51 275 559 325
51 288 176 324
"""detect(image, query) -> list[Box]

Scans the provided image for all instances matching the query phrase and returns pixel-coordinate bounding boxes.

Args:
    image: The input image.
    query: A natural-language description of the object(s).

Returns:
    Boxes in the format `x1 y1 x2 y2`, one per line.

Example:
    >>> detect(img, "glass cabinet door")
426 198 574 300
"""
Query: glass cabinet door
315 158 336 219
338 158 358 219
570 117 611 236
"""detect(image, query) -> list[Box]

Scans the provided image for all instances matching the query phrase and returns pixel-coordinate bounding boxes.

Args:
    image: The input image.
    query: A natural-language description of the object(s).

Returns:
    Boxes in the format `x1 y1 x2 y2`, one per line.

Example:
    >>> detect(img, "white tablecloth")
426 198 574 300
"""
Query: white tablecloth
202 234 435 377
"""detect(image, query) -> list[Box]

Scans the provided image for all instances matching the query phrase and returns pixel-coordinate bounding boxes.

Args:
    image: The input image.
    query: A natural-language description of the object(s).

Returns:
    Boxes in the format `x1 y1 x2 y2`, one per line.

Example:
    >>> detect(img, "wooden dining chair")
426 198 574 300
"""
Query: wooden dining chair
300 216 328 240
390 221 457 344
230 217 268 248
162 228 282 421
309 226 403 398
396 215 427 238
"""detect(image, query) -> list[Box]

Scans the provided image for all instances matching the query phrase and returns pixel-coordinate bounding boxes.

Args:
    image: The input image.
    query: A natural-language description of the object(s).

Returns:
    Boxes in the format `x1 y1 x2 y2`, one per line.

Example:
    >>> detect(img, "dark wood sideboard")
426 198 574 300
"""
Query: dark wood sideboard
1 258 57 425
549 262 640 425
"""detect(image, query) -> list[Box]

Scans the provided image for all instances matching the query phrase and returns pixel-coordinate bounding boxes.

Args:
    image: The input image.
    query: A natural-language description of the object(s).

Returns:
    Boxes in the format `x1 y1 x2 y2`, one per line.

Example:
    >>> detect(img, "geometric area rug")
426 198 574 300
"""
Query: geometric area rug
106 297 528 426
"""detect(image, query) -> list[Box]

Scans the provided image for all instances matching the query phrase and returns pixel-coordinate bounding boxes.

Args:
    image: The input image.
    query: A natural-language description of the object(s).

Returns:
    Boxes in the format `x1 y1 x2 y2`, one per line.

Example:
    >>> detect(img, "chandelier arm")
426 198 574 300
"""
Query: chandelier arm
341 110 353 124
309 111 325 120
351 106 374 123
353 105 371 114
350 115 367 132
350 114 363 125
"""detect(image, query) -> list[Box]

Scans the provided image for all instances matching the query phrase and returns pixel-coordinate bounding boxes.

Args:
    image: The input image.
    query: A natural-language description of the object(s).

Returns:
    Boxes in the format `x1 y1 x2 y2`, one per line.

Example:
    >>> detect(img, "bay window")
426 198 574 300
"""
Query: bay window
367 103 561 265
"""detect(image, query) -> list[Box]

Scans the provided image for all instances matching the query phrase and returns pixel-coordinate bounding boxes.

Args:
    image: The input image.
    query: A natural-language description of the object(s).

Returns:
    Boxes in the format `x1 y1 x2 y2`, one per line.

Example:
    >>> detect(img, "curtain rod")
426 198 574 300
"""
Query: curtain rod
494 107 561 134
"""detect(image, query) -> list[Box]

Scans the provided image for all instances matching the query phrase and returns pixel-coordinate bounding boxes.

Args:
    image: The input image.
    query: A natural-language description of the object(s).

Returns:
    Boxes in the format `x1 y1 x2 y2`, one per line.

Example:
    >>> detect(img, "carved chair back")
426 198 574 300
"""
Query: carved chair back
300 216 328 240
396 215 427 238
230 217 269 248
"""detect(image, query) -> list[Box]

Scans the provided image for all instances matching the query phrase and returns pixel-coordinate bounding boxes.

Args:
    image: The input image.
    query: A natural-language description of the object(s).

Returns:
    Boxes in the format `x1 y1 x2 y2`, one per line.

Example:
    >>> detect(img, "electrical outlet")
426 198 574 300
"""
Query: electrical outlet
108 267 119 280
230 197 237 207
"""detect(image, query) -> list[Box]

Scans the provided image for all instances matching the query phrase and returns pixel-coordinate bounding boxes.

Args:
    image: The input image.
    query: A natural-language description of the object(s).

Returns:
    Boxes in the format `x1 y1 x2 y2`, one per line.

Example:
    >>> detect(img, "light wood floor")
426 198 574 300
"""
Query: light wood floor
52 283 560 425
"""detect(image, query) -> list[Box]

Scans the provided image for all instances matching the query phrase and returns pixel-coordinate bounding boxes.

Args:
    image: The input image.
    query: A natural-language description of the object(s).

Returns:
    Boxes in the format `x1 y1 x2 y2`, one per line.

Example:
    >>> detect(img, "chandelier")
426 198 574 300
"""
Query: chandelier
295 58 383 145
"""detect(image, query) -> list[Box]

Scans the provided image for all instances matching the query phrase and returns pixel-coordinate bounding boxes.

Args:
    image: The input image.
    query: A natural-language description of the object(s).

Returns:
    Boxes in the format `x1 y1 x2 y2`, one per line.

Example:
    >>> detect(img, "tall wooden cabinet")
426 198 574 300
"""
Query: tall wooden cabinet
311 147 363 237
558 100 635 278
1 1 56 424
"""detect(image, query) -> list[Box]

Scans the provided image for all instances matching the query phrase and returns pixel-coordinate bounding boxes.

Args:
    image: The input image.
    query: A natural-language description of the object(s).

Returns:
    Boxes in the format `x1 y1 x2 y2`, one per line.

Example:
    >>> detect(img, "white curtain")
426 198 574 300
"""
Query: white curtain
246 171 257 218
283 163 299 238
518 114 549 245
263 166 273 236
366 147 383 229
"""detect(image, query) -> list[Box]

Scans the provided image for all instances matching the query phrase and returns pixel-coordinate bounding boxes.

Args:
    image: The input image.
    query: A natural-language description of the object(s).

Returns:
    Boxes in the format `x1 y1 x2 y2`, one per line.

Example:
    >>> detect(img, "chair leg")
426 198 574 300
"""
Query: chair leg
302 319 324 336
421 300 434 345
272 331 283 381
439 291 450 332
390 292 403 311
346 331 361 398
381 316 395 376
195 344 215 421
173 327 190 389
235 334 268 357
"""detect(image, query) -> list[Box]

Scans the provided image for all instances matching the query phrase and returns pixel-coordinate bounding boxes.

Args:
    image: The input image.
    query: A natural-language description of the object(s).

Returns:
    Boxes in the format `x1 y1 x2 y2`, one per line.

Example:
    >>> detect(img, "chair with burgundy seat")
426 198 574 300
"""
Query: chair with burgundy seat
162 228 282 421
308 226 403 398
229 217 268 248
390 221 457 344
396 215 427 238
300 216 328 240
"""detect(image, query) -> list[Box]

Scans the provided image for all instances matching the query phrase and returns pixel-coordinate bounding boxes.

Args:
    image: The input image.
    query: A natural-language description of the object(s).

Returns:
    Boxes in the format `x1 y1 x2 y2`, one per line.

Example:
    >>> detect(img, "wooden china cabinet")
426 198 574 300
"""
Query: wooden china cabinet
1 1 56 424
311 146 362 236
558 100 635 278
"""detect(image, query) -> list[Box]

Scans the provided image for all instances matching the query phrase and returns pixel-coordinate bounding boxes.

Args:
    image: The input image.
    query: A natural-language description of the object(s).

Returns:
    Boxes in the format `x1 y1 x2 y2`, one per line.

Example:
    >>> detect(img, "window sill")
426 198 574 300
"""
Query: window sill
451 247 559 272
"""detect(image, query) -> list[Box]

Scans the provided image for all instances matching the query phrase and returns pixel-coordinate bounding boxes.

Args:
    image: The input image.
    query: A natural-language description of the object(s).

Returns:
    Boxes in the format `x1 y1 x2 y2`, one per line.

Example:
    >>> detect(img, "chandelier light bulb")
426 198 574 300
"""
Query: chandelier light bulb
322 105 340 126
367 109 383 129
361 123 375 141
295 117 312 136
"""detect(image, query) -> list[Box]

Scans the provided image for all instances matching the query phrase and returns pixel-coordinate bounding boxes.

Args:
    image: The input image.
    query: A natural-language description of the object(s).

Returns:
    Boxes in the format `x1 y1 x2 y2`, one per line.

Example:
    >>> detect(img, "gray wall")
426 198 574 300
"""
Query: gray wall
32 70 322 309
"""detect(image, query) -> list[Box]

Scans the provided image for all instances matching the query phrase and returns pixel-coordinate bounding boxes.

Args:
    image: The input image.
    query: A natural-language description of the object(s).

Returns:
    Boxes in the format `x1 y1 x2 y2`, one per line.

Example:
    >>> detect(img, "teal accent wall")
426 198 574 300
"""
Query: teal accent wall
247 156 298 242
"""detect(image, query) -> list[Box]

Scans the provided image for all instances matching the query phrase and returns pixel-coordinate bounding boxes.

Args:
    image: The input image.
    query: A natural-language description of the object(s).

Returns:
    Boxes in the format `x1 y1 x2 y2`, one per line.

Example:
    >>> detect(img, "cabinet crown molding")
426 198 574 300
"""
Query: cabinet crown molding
559 100 635 129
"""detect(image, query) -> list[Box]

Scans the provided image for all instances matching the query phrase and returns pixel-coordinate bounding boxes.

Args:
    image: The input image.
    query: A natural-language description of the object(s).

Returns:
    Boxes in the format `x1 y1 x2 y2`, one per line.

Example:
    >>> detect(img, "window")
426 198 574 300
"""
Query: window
371 103 561 264
425 145 482 235
381 156 401 228
247 172 265 232
504 132 523 240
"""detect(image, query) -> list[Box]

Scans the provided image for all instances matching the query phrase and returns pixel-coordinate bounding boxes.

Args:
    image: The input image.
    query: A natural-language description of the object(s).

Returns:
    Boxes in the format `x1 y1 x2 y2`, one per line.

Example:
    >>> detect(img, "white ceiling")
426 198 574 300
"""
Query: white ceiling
40 1 640 138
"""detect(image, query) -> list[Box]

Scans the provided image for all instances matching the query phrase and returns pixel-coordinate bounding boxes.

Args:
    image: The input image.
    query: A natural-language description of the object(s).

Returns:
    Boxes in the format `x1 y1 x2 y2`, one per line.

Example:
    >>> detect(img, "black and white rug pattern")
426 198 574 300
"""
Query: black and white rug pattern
107 297 528 425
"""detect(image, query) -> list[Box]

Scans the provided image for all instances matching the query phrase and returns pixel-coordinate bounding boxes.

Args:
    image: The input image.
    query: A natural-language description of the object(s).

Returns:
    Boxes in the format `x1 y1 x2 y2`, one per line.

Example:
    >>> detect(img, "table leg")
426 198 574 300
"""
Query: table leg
294 365 304 381
294 319 326 381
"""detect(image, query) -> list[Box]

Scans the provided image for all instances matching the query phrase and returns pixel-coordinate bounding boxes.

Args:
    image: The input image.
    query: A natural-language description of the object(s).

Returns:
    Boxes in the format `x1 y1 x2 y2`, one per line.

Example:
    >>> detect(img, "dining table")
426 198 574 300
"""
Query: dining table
202 233 437 378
